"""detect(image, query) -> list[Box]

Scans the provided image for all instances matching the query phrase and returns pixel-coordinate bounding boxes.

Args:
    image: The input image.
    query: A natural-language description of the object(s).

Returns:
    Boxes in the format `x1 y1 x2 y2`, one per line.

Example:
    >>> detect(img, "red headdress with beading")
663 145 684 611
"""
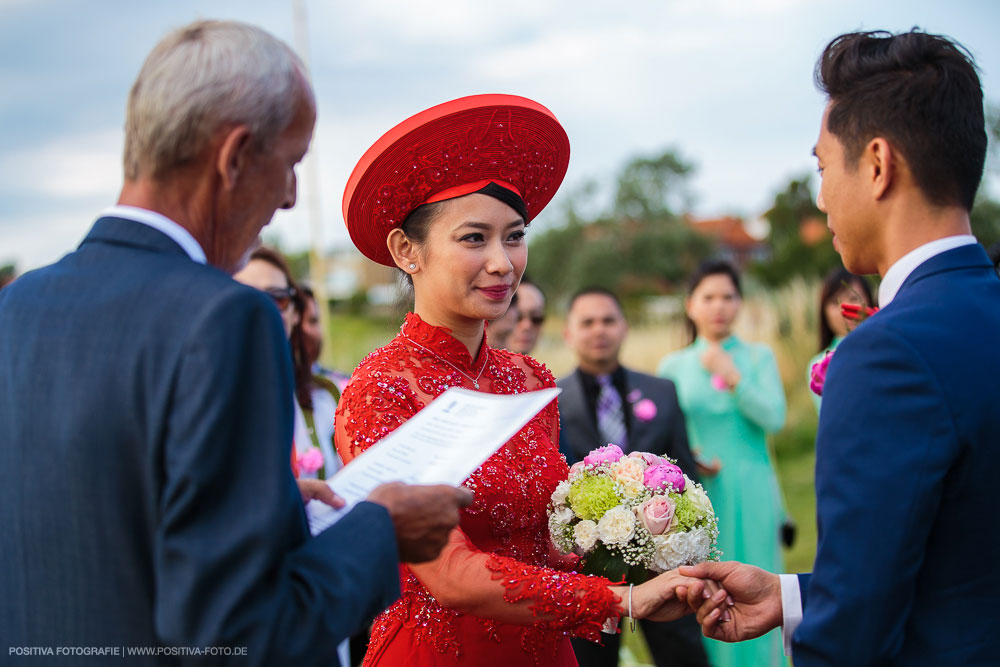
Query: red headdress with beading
342 94 571 266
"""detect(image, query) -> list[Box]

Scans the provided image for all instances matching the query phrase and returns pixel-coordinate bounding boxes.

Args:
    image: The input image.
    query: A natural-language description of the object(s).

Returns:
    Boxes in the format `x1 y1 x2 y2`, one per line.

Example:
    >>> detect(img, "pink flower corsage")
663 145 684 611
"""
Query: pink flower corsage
710 374 729 391
810 349 835 397
633 398 657 422
297 446 324 475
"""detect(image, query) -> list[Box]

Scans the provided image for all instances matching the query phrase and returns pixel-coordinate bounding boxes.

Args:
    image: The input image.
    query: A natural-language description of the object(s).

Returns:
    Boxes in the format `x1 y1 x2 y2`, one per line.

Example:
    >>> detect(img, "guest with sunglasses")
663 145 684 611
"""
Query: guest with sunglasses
234 248 344 481
508 278 546 355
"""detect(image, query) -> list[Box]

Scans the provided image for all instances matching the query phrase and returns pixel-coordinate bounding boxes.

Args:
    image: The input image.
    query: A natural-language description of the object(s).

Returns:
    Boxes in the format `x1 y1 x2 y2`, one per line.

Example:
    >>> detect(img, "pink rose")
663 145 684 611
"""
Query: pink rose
638 496 677 535
297 446 324 475
644 463 686 492
569 461 586 476
810 349 834 397
633 398 657 422
628 451 664 467
583 444 625 466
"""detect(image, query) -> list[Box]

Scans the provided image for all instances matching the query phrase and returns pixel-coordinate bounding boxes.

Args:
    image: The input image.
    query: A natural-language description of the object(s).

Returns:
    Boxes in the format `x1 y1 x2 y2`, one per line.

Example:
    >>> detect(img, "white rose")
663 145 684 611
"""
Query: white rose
551 480 571 506
619 477 647 500
552 506 576 525
596 505 636 545
685 482 714 519
574 520 599 551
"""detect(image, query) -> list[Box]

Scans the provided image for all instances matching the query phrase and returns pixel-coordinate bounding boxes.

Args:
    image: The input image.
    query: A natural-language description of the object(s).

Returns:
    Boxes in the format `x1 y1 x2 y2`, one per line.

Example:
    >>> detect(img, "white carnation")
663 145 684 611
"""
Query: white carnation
552 506 576 526
650 527 713 572
551 480 571 506
596 505 636 545
650 532 685 572
574 520 599 551
685 526 712 563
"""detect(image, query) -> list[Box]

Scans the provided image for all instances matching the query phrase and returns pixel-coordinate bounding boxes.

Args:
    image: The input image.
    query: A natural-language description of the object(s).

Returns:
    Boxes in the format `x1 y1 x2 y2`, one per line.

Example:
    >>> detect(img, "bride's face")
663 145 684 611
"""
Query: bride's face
412 193 526 325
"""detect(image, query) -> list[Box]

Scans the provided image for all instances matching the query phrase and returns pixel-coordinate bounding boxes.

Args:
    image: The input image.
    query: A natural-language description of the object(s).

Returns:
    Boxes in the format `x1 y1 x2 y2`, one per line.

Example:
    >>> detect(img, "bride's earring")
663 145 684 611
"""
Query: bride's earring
409 264 416 271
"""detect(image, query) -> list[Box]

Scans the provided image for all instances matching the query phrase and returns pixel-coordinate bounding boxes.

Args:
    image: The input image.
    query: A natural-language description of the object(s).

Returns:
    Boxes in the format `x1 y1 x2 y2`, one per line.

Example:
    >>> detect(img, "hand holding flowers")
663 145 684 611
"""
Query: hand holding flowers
549 445 720 586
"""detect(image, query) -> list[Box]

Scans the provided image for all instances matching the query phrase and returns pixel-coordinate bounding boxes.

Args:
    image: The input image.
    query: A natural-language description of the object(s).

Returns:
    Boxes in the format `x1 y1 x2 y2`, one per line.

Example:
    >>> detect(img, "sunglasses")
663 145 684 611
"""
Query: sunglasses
263 286 297 311
518 311 545 326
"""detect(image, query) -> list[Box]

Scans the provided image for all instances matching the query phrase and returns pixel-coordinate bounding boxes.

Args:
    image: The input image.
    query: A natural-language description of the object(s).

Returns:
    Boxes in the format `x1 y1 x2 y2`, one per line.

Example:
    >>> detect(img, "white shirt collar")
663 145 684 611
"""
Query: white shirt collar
877 235 977 307
99 205 207 265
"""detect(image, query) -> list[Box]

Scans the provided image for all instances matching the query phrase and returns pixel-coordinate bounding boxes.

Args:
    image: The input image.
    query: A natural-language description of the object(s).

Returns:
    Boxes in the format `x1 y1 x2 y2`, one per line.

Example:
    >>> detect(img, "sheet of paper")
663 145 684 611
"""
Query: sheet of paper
306 386 561 536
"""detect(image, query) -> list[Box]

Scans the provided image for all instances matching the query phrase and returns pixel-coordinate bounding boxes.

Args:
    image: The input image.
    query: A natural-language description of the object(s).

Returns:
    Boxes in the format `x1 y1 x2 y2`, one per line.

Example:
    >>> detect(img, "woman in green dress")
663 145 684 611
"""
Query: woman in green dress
808 268 874 413
657 260 786 667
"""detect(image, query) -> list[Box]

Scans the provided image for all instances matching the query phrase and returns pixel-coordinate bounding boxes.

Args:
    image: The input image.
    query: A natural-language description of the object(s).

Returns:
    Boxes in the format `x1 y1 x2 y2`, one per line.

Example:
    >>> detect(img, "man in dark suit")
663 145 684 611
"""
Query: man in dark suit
558 287 707 667
0 20 468 665
683 30 1000 666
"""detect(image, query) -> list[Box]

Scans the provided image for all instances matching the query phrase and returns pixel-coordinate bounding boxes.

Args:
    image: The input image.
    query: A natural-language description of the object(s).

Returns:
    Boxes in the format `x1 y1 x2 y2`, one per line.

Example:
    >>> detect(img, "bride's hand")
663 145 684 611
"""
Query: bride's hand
612 570 720 623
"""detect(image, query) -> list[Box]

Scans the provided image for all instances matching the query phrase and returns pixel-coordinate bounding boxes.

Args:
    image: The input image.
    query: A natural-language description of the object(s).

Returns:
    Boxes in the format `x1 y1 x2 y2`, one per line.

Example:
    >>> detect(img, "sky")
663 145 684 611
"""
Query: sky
2 0 999 272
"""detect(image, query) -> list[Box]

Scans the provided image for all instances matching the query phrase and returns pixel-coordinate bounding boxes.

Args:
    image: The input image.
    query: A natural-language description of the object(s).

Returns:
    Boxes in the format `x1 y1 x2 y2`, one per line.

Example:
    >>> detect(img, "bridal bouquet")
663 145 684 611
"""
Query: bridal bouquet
549 444 720 584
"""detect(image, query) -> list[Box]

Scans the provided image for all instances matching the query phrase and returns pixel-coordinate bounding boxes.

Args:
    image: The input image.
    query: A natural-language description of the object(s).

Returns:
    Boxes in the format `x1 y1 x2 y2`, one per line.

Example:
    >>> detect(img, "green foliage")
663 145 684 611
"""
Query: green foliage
613 150 693 220
750 175 840 286
528 149 715 303
971 195 1000 248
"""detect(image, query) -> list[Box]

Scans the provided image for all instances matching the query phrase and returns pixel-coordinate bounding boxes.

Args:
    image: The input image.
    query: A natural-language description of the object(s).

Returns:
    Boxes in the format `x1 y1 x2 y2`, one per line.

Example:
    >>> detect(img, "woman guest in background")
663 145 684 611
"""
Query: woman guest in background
235 247 348 664
809 267 874 412
335 94 700 667
656 259 786 667
235 248 344 482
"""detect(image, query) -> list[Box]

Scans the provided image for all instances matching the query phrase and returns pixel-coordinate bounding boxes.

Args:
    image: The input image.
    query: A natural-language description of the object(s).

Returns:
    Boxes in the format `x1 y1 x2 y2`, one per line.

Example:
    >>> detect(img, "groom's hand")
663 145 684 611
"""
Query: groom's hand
367 482 474 563
679 561 782 643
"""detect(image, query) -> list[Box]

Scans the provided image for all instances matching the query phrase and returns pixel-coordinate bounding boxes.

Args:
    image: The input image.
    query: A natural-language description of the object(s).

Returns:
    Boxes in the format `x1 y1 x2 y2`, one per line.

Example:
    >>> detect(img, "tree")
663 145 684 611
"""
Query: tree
971 104 1000 249
528 149 714 302
750 175 840 286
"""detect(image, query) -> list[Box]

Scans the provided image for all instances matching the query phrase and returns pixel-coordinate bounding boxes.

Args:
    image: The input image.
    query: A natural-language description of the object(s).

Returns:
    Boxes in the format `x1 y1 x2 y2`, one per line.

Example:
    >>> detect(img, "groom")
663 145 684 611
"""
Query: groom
0 21 469 664
682 29 1000 665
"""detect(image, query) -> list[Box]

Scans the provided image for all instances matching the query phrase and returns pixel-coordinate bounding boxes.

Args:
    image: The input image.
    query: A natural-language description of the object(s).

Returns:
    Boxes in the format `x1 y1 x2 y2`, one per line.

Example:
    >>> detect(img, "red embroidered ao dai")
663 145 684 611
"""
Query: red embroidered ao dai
335 313 621 666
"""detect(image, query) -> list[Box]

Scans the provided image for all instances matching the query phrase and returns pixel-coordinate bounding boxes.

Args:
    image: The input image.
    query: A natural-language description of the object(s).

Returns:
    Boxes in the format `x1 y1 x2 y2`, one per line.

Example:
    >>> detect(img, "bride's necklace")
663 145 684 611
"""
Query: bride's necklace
402 334 490 389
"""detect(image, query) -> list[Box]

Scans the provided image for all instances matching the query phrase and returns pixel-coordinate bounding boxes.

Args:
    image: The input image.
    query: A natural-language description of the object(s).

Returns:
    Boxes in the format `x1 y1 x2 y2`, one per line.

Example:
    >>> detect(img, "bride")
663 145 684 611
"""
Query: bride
335 94 701 666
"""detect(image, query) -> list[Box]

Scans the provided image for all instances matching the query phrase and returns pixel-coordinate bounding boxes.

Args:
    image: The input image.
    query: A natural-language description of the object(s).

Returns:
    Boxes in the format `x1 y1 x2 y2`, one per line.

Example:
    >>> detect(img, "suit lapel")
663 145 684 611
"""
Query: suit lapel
564 370 600 444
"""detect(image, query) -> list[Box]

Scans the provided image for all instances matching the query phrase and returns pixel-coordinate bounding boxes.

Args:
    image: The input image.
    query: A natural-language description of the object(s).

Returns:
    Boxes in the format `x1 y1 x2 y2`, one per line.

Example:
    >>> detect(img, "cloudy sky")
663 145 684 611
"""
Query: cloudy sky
2 0 998 272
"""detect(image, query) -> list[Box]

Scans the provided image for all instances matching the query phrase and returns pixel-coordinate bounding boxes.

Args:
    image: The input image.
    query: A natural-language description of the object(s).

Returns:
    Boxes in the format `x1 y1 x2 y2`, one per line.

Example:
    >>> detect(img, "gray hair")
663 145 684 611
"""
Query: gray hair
123 20 309 180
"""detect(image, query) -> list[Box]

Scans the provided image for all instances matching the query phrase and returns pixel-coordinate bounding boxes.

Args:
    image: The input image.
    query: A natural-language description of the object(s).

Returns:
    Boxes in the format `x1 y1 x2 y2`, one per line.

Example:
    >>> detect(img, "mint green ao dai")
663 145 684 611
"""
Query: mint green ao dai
658 336 787 667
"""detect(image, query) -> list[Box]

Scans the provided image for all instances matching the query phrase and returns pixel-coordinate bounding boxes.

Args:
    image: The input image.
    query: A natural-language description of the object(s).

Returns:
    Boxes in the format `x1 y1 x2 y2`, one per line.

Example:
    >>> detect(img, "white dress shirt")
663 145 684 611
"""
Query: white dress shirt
779 233 977 656
100 205 207 264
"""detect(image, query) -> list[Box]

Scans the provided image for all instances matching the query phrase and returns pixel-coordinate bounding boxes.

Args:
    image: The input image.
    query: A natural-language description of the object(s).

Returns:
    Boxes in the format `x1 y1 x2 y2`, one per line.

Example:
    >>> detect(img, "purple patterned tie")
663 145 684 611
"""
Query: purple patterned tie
596 374 627 448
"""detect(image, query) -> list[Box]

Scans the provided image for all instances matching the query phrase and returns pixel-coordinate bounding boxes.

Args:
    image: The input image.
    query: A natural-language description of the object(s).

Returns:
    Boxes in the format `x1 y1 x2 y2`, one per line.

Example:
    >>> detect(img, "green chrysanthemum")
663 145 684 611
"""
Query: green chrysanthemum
568 475 620 521
671 492 705 531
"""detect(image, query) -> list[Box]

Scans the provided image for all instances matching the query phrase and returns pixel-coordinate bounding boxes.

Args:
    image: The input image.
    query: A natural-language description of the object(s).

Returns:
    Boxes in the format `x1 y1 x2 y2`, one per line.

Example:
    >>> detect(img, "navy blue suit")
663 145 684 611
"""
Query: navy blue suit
0 217 400 665
793 243 1000 665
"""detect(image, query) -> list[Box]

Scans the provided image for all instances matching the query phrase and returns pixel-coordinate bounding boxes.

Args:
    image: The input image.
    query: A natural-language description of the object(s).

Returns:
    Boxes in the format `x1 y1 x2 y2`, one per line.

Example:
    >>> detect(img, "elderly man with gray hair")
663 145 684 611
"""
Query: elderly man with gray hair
0 20 469 665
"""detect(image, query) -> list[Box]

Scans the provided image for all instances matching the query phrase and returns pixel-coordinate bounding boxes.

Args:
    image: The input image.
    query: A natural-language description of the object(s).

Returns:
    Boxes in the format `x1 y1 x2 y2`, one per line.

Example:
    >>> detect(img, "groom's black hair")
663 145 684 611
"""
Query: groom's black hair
816 29 986 211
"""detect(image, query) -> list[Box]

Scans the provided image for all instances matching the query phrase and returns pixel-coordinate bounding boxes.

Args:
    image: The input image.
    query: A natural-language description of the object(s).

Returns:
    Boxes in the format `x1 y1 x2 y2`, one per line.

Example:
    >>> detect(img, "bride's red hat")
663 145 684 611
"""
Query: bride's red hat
342 93 571 266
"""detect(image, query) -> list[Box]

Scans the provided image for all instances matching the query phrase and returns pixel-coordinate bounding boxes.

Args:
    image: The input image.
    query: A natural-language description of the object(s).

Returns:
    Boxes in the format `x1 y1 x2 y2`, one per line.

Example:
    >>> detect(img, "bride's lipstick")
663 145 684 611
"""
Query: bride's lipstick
480 285 510 301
